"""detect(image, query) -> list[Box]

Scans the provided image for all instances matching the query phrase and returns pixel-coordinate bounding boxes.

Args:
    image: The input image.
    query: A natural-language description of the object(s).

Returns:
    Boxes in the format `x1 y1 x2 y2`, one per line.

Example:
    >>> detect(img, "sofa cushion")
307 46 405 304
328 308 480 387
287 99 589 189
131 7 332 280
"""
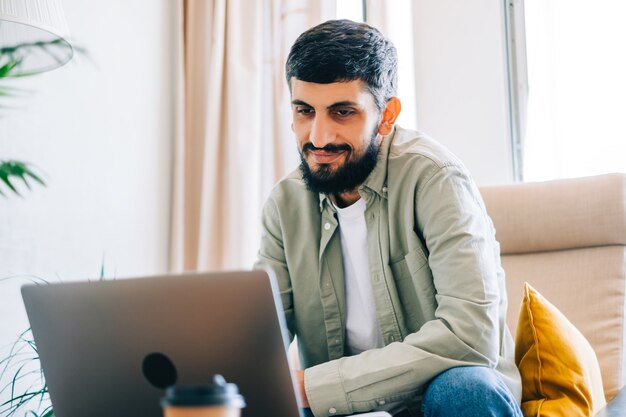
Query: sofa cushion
480 174 626 254
516 282 606 416
502 247 626 400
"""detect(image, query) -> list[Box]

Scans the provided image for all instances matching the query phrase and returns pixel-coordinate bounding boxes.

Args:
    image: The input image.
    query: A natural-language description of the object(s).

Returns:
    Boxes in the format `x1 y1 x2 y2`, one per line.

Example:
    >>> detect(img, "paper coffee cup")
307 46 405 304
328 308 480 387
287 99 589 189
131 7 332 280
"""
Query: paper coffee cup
162 375 245 417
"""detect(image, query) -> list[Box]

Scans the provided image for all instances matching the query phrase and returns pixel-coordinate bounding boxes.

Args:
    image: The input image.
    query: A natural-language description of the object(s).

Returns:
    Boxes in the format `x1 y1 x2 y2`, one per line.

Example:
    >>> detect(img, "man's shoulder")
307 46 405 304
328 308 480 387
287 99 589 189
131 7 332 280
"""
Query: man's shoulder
265 167 315 206
271 167 306 194
388 127 466 171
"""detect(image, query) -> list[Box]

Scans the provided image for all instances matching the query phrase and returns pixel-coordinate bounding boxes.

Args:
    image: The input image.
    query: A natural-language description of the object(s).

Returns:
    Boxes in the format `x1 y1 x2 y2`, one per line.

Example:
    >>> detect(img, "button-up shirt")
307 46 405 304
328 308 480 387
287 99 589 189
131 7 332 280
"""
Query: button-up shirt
255 127 522 417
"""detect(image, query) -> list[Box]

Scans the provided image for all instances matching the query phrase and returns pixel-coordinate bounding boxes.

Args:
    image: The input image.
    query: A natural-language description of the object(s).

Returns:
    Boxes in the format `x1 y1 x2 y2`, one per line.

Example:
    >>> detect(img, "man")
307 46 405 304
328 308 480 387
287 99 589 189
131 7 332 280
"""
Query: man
255 19 522 417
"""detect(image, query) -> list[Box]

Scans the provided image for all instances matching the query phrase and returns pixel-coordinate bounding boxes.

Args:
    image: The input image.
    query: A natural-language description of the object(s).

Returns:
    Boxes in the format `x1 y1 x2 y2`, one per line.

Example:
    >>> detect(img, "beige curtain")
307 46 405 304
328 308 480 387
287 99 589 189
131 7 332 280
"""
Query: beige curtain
170 0 335 272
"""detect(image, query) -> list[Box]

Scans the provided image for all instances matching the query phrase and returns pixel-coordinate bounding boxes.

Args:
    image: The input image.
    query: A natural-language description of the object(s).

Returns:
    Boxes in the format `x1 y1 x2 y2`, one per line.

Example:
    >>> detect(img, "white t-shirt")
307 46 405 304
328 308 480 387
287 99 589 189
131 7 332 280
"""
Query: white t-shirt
334 197 406 415
334 198 384 355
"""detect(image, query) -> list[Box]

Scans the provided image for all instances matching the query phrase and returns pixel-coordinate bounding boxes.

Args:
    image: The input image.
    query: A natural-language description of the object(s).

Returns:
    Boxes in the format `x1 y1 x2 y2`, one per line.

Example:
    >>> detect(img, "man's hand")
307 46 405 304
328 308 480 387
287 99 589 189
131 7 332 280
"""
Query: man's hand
293 369 310 408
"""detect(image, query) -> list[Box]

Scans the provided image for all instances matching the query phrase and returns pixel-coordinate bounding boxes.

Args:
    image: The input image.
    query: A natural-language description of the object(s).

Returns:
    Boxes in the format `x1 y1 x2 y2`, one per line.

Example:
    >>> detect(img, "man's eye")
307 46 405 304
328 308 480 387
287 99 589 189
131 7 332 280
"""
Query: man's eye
296 107 314 115
334 109 354 117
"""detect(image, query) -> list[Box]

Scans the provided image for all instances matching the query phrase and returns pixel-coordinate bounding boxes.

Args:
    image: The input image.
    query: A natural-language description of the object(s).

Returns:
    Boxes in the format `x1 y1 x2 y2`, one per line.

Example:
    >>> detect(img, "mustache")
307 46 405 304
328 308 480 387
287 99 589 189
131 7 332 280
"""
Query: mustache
302 143 351 153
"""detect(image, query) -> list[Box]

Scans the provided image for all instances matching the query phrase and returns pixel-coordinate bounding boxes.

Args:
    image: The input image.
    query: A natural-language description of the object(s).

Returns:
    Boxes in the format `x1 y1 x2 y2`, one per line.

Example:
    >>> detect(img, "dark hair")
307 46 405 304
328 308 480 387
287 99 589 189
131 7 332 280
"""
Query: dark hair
285 19 398 111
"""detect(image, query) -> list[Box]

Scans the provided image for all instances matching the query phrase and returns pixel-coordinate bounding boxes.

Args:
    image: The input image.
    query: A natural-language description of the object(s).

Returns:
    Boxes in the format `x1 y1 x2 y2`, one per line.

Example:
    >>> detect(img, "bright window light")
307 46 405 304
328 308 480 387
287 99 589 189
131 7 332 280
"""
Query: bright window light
523 0 626 181
380 0 417 130
336 0 364 22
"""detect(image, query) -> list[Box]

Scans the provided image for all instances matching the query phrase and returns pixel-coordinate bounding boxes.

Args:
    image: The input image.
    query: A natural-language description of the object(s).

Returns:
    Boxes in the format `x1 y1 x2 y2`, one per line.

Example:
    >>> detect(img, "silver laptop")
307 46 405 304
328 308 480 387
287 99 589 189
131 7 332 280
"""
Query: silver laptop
21 270 302 417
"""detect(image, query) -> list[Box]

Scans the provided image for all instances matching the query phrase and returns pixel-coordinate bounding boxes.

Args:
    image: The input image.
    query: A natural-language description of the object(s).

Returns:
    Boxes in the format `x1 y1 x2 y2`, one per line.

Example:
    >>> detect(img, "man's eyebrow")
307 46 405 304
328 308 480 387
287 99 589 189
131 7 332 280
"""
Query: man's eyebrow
291 99 310 106
328 101 359 108
291 99 361 108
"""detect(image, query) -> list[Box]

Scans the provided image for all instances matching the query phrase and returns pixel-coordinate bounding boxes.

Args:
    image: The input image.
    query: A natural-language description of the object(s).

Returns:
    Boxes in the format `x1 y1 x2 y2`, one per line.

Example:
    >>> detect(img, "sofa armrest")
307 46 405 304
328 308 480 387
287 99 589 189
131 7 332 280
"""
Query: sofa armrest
596 387 626 417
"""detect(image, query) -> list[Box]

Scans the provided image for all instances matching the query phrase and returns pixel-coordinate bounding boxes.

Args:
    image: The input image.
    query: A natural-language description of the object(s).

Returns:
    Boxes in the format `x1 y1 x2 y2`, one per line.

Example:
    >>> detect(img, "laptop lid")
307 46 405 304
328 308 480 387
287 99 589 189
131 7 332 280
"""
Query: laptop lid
21 270 302 417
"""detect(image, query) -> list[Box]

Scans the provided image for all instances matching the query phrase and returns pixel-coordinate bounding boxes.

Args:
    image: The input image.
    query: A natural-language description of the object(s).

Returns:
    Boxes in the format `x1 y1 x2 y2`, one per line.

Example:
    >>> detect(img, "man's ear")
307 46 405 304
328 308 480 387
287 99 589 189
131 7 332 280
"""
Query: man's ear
378 97 402 136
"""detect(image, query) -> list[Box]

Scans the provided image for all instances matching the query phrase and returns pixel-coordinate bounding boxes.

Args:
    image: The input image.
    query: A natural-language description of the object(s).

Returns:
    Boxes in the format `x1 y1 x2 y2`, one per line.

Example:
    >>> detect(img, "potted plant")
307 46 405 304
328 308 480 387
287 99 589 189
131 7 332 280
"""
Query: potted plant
0 36 77 416
0 46 48 197
0 323 52 417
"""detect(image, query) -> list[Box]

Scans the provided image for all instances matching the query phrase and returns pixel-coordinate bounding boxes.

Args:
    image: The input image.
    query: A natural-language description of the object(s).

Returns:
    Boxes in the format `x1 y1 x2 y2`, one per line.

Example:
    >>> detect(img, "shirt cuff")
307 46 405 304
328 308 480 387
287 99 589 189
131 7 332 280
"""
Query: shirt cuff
304 359 351 417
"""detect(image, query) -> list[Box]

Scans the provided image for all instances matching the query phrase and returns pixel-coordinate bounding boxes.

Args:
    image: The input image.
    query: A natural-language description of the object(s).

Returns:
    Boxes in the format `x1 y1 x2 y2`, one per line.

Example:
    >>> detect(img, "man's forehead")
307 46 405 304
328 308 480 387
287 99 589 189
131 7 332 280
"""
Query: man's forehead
290 78 373 107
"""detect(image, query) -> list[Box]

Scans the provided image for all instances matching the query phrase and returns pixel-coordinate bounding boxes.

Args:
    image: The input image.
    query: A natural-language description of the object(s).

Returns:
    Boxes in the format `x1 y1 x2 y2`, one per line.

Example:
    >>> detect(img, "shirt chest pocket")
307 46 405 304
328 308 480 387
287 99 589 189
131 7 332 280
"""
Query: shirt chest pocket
389 248 437 328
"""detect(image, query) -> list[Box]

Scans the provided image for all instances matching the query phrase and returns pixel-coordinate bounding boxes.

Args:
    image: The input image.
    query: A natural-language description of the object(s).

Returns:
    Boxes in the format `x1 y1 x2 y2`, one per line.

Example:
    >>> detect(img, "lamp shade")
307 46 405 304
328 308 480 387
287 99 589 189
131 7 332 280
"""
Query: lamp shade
0 0 73 76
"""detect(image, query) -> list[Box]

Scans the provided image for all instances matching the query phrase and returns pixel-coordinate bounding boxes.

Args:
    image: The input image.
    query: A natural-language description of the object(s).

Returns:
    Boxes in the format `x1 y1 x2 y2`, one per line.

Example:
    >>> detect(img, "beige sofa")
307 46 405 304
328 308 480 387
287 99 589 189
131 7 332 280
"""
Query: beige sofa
480 173 626 415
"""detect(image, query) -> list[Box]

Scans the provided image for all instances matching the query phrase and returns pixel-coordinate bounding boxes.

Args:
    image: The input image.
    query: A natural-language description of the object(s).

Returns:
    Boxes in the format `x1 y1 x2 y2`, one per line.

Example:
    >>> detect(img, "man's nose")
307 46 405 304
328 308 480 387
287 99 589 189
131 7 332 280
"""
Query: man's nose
309 116 335 148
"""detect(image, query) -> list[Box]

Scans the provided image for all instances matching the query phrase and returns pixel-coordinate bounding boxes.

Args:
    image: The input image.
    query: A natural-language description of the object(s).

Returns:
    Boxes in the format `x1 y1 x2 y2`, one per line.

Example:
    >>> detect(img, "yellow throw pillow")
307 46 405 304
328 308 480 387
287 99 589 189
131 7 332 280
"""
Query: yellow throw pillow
515 282 606 417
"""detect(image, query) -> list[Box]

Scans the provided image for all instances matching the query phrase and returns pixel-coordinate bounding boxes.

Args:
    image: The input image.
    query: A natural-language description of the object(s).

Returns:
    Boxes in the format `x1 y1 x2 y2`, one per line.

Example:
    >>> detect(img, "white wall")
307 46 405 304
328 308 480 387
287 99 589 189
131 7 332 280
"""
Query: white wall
412 0 514 185
0 0 176 378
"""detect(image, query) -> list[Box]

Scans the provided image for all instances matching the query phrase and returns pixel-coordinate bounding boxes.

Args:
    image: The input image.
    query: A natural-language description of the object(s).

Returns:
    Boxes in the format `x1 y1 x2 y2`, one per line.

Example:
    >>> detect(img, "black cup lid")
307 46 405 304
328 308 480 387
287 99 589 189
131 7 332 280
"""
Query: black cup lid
161 375 245 408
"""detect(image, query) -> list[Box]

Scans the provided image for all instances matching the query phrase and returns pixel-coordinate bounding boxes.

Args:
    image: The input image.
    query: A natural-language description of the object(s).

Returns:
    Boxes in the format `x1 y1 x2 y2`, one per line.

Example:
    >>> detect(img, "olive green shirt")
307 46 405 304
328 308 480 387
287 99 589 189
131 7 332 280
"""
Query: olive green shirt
255 127 522 417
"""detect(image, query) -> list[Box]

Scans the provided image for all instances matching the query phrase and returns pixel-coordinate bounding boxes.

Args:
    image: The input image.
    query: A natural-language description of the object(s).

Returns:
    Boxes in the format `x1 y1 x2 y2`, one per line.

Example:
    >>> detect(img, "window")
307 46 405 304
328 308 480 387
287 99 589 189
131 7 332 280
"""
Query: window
512 0 626 181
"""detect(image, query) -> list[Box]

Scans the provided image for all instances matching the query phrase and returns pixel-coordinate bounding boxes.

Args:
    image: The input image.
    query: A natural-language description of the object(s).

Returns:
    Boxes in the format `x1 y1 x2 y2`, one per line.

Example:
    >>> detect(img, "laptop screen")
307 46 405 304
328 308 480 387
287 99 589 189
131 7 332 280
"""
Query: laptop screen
21 270 302 417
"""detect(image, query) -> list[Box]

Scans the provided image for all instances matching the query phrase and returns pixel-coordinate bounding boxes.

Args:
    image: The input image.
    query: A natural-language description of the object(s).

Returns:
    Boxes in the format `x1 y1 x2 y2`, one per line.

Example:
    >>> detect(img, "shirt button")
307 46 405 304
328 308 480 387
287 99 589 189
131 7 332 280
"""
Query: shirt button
324 222 331 230
329 408 337 414
382 186 388 193
378 400 386 405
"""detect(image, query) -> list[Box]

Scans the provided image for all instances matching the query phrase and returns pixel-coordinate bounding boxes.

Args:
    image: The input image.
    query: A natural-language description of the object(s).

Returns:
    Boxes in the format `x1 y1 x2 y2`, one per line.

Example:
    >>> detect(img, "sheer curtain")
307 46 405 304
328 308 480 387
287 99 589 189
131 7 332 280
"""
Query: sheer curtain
169 0 335 272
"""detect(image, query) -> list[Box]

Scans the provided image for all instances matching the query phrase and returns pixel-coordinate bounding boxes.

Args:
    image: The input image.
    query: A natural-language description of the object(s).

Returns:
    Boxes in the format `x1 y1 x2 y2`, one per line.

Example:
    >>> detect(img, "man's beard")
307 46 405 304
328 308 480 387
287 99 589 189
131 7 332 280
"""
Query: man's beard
299 131 380 195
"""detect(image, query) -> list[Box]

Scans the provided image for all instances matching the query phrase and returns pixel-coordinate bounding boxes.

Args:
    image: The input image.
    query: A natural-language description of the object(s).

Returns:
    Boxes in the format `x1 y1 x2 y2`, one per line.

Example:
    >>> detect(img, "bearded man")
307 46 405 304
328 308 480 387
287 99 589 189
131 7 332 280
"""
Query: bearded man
255 19 522 417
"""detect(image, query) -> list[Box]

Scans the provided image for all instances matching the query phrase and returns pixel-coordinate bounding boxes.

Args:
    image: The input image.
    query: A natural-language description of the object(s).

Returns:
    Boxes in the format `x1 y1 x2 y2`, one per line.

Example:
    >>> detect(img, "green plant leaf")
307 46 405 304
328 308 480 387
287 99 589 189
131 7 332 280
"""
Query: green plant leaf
0 324 51 417
1 38 78 78
24 169 45 187
0 60 19 78
0 160 46 197
0 173 19 195
0 390 39 408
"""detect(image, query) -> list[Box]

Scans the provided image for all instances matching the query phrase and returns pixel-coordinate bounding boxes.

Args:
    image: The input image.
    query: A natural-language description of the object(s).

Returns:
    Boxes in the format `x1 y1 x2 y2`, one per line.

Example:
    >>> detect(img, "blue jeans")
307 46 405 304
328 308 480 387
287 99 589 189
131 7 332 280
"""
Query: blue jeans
421 366 522 417
301 366 522 417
